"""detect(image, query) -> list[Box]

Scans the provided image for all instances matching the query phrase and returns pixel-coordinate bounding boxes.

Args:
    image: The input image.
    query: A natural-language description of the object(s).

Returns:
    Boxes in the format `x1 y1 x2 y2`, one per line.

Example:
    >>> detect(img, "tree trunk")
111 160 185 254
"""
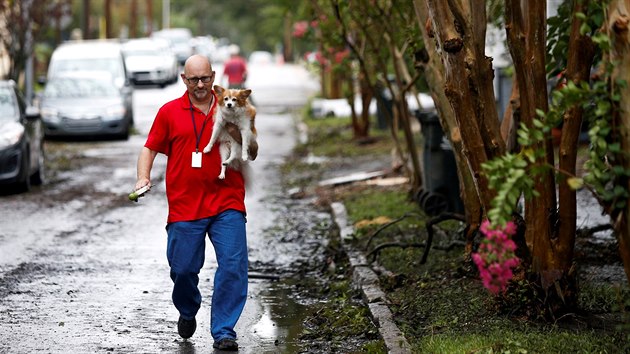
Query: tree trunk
556 0 596 271
354 71 372 139
607 1 630 284
424 0 502 212
413 0 483 249
385 34 424 192
500 76 520 152
505 0 557 276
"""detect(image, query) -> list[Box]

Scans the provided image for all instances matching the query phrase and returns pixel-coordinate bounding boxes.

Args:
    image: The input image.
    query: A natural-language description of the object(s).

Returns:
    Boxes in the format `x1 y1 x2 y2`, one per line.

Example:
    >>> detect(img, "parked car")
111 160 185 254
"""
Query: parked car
191 35 221 63
39 71 133 139
248 51 275 65
123 37 178 87
151 28 194 65
0 80 45 192
42 39 134 120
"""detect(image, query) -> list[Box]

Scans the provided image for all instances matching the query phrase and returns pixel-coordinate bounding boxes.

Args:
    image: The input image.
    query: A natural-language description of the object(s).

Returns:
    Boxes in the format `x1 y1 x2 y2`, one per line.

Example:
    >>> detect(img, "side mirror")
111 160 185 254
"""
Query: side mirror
25 106 41 120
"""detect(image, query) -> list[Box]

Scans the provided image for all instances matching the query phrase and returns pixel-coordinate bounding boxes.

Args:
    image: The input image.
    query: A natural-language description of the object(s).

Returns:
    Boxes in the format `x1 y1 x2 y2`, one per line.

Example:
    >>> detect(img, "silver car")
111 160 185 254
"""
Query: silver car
123 37 178 87
40 71 133 139
0 80 45 192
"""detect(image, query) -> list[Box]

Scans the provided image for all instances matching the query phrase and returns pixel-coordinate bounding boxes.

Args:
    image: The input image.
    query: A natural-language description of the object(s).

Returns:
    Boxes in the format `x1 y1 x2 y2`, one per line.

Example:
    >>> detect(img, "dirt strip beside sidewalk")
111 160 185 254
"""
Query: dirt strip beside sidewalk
331 202 412 354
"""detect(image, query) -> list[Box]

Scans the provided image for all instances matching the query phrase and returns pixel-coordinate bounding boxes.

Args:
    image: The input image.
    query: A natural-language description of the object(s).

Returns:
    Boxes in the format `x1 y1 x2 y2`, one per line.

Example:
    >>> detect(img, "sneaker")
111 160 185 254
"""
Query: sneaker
177 316 196 339
213 338 239 351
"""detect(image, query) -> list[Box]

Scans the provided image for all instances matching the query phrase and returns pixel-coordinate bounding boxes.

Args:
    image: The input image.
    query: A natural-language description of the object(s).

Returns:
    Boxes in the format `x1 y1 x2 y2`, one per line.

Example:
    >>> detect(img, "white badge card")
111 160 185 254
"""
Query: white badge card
192 151 202 168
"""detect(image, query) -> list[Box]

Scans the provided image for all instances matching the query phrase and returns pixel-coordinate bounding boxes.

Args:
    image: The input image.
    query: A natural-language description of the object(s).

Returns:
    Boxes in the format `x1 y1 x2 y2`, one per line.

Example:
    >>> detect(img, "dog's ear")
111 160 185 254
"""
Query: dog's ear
213 85 224 95
239 89 252 99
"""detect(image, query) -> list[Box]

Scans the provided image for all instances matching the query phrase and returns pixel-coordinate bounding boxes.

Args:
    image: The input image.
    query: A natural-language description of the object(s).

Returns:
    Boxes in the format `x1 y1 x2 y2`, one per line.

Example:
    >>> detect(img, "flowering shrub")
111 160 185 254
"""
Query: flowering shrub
472 220 520 294
292 21 309 38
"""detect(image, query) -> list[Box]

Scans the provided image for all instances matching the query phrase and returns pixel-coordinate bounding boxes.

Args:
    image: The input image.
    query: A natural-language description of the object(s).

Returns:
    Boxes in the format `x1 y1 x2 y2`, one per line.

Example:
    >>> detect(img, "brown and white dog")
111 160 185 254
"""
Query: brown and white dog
203 85 257 182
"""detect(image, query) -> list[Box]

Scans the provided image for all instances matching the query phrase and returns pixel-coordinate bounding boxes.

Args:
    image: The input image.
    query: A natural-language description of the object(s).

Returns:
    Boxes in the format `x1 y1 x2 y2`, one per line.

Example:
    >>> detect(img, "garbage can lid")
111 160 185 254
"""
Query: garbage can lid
415 110 440 124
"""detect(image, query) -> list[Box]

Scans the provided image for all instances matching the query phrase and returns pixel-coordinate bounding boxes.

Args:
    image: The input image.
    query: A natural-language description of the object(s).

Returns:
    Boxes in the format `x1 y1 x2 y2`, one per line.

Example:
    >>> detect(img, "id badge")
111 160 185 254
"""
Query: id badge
192 151 202 168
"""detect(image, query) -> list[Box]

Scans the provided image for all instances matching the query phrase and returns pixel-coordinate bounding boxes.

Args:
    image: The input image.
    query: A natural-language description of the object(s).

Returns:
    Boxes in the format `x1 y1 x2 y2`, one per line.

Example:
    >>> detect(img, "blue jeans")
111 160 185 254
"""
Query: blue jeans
166 209 248 341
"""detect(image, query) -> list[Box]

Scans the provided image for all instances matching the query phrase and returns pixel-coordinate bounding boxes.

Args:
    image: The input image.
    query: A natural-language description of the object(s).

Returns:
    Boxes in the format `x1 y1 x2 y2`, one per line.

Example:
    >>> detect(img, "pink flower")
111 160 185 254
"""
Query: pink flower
292 21 309 38
334 48 350 64
472 220 520 294
504 221 517 235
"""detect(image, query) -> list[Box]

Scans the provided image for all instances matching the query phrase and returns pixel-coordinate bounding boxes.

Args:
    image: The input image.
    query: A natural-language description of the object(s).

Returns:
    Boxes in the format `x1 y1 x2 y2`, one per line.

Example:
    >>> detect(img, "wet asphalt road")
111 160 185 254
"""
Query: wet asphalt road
0 64 323 353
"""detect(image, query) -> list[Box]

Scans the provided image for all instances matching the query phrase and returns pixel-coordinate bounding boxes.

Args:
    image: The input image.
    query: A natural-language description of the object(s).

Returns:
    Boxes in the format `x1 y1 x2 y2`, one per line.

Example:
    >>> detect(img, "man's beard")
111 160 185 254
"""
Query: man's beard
193 88 209 100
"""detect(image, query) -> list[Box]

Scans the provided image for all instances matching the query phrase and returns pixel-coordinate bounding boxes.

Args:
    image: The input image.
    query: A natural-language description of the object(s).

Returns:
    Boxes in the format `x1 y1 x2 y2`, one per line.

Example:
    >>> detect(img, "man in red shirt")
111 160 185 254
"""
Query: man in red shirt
222 45 248 89
134 54 257 351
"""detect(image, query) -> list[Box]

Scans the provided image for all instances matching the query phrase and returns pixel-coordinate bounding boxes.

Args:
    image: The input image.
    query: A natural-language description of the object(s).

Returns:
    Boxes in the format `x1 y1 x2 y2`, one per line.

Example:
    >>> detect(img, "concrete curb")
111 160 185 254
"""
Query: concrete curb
331 202 412 354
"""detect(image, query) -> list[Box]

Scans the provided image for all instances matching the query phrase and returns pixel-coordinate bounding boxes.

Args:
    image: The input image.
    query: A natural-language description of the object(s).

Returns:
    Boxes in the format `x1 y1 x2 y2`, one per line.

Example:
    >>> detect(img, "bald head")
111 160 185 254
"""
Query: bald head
181 54 216 104
184 54 213 76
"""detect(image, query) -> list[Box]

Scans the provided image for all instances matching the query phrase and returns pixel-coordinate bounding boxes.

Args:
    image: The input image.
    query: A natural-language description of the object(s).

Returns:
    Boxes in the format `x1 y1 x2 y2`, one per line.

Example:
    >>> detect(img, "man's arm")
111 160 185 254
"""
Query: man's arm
225 122 258 161
135 147 158 190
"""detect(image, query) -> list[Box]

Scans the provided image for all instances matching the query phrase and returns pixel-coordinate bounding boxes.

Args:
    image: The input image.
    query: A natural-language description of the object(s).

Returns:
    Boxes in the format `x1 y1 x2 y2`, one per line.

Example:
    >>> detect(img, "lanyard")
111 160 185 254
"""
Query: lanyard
189 97 209 152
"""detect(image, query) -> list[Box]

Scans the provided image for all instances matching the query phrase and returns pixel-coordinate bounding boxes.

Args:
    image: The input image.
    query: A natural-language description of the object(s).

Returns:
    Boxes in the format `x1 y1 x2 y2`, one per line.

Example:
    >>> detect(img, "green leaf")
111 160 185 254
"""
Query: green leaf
609 143 621 153
616 200 627 209
567 177 584 190
595 101 610 116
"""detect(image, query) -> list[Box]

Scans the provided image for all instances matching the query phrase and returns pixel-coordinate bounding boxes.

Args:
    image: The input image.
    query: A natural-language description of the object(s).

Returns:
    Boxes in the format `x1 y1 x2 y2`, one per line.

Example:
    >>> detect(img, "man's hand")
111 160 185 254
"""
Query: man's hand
225 122 258 161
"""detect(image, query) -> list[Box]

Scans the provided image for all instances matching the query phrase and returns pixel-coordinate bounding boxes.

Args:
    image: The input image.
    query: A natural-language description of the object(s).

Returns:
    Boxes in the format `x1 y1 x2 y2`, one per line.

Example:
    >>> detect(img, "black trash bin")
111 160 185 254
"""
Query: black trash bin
415 111 464 216
375 82 393 130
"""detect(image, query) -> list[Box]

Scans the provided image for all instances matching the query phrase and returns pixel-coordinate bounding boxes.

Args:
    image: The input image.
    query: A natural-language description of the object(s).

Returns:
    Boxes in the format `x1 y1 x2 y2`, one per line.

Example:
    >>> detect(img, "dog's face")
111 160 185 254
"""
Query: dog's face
214 85 251 111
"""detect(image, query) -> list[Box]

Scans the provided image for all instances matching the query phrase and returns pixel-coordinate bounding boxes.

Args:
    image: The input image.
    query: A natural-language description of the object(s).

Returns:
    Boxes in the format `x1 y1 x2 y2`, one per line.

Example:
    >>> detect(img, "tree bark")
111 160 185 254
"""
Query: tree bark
505 0 557 274
607 1 630 284
413 0 483 248
501 76 520 152
424 0 502 212
556 0 596 271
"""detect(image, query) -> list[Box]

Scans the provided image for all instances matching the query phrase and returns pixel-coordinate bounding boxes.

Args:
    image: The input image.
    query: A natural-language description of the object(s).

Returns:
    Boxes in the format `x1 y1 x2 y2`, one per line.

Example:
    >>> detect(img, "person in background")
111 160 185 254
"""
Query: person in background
222 44 248 89
134 54 257 352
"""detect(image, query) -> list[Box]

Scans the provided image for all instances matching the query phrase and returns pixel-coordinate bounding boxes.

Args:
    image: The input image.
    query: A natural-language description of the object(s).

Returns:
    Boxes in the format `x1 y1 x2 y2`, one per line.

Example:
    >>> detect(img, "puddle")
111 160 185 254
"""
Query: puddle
250 281 309 352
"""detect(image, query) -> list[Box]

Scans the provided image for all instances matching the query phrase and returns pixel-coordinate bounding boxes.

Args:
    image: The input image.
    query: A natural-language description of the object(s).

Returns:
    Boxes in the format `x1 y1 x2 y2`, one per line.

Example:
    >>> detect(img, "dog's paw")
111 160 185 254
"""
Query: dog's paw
202 146 211 154
218 173 225 179
242 154 249 162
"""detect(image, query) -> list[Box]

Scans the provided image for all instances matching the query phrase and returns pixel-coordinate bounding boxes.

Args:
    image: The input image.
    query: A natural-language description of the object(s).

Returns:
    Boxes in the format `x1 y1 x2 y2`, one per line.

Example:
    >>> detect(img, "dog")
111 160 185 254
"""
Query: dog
202 85 257 183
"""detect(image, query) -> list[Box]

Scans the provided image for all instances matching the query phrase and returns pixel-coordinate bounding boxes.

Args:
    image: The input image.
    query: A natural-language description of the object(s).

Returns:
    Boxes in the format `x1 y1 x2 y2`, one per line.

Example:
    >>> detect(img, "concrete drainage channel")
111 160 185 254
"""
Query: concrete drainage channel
331 202 412 354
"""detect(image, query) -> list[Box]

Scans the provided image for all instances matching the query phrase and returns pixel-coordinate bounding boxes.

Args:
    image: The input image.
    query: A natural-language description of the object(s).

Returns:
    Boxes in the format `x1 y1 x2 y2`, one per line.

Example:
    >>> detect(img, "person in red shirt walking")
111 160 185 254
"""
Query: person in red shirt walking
133 54 257 351
222 44 248 89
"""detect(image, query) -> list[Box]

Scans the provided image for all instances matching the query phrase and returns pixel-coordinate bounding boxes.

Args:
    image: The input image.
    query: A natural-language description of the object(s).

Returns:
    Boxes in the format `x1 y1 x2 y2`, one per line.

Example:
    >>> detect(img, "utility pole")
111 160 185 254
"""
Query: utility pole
130 0 137 38
104 0 112 38
82 0 90 39
24 0 34 104
145 0 153 36
162 0 169 29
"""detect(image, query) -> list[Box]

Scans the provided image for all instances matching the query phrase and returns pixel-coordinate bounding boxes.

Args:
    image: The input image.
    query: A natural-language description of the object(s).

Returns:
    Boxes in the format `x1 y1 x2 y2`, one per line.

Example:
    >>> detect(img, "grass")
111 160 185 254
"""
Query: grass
287 111 630 353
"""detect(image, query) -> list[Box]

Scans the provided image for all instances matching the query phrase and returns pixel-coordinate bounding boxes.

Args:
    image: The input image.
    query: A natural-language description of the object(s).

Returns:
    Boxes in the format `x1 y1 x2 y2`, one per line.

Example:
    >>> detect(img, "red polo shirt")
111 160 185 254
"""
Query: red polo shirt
145 91 246 223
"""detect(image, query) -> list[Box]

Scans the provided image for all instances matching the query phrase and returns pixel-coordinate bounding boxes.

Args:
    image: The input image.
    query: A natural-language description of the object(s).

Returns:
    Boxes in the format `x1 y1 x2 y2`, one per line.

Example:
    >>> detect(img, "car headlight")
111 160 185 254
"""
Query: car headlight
104 104 126 120
0 121 25 149
40 106 60 123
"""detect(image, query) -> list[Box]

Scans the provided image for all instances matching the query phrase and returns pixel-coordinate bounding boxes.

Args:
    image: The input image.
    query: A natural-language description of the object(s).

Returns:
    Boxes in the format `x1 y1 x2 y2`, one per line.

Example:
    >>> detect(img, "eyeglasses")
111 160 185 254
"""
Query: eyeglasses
184 76 213 85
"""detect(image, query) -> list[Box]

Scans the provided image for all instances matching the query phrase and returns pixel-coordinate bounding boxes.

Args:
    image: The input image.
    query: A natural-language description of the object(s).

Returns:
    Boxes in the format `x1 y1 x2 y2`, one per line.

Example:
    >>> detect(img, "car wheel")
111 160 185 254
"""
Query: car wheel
118 120 131 140
16 154 31 193
30 143 45 186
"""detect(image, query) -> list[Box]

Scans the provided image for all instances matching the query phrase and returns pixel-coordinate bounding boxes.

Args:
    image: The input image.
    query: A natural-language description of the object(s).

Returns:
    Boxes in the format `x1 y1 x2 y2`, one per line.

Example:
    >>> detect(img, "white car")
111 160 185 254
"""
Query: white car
40 71 133 139
123 38 178 87
248 51 275 65
152 28 194 65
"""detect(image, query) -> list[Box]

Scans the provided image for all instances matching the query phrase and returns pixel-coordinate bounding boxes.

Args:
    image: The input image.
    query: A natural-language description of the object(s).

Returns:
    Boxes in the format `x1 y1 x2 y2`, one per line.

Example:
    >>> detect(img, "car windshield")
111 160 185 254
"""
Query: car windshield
0 87 17 120
124 49 159 56
52 58 123 79
43 77 119 98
